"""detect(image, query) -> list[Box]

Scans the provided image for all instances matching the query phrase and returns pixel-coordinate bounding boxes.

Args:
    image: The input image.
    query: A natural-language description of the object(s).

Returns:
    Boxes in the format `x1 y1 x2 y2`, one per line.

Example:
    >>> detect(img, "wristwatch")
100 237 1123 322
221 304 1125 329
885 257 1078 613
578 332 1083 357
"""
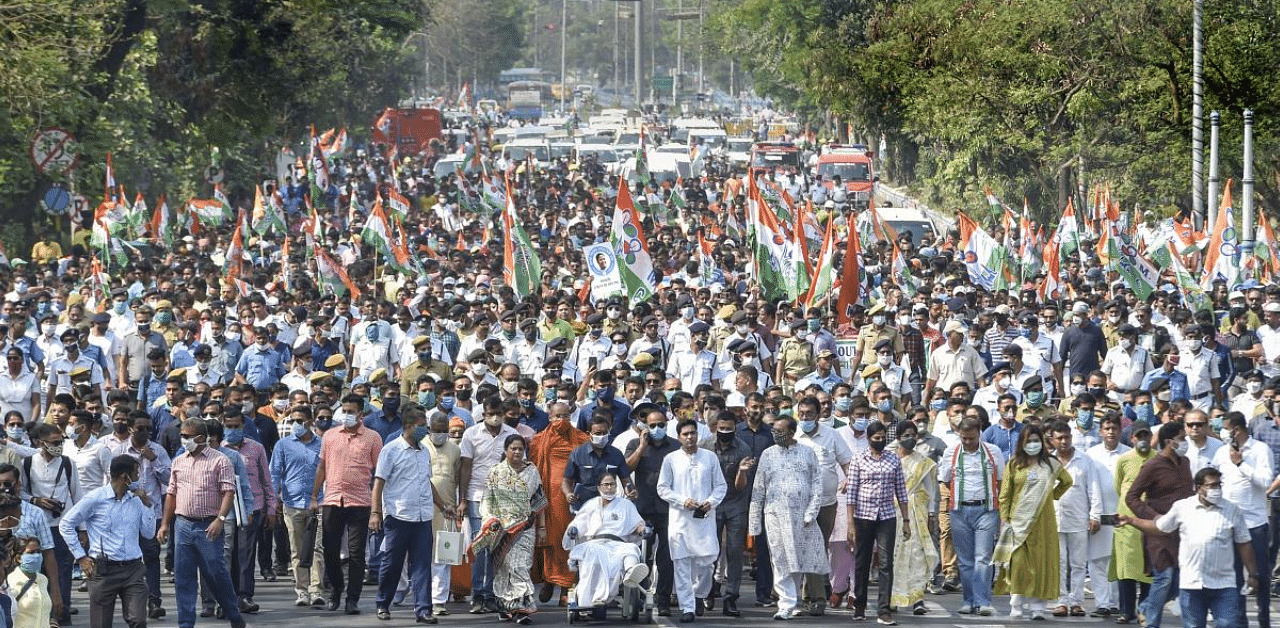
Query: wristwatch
217 515 227 522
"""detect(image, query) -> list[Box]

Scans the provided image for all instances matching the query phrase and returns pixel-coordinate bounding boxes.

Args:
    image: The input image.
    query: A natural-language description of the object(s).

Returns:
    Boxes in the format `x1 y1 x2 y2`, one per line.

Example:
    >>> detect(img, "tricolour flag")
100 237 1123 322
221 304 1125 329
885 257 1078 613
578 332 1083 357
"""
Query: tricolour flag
186 198 226 226
804 217 837 308
127 192 148 240
1168 243 1212 312
213 184 233 222
315 248 360 298
1057 197 1081 260
610 178 658 302
149 194 172 242
386 188 411 222
321 127 348 158
697 231 716 286
224 209 247 283
361 197 393 259
502 176 542 300
1039 230 1062 302
1201 180 1239 289
104 153 116 202
957 211 1007 291
747 177 806 301
1254 216 1280 281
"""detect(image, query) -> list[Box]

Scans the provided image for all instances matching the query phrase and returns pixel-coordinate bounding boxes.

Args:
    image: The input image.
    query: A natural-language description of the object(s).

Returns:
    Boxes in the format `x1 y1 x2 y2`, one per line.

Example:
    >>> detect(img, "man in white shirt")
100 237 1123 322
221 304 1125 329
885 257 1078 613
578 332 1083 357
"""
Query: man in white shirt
1101 325 1152 403
1121 466 1257 628
1049 420 1102 617
1178 324 1223 412
1011 313 1062 395
1085 414 1131 616
1211 412 1273 628
656 418 727 623
666 322 718 393
937 418 1005 616
1182 409 1223 474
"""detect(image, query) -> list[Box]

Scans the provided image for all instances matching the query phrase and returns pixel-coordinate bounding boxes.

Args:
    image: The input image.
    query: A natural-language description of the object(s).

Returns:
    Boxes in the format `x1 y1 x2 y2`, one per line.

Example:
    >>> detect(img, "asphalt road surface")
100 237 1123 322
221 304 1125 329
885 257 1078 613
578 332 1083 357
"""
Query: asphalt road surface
126 570 1244 628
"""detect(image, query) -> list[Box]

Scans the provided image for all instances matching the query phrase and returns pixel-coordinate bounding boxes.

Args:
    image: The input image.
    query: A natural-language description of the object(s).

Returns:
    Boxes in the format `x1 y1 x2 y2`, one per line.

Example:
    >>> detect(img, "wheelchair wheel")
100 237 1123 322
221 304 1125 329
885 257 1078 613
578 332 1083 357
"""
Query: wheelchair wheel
567 607 577 624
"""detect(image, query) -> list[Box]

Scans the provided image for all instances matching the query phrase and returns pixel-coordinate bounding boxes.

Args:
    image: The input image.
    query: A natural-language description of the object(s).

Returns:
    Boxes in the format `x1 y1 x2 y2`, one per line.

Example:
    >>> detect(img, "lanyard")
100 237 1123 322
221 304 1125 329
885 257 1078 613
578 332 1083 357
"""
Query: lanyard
956 446 989 504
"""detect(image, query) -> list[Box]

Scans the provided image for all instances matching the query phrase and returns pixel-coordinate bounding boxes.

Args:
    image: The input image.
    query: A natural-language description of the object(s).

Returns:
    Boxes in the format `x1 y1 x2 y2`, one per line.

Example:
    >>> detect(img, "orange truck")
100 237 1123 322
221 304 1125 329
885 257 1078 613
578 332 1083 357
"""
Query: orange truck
816 144 876 210
371 107 444 155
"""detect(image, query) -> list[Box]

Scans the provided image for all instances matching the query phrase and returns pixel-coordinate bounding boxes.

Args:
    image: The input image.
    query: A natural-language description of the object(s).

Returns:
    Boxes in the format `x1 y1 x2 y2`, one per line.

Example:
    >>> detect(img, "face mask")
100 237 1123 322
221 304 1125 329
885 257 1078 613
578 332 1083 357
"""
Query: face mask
596 386 615 404
113 301 127 315
773 431 790 445
798 419 816 434
1026 391 1046 407
869 439 887 452
341 415 358 429
877 354 891 367
19 552 42 575
930 399 947 411
1087 386 1106 399
127 479 142 492
223 428 244 445
1248 382 1263 395
471 363 489 376
682 307 694 320
607 309 622 320
716 430 735 444
243 401 255 415
156 312 173 326
1135 403 1155 423
43 443 63 457
1203 487 1224 505
649 426 667 441
332 369 346 381
1023 440 1043 456
997 376 1011 390
483 415 503 429
181 436 199 452
877 399 893 413
735 324 750 335
1219 427 1233 443
1186 339 1202 353
5 427 23 441
1107 314 1120 325
853 418 870 432
64 425 79 440
872 315 886 326
899 437 917 451
429 432 449 446
365 326 380 342
1135 439 1152 455
589 328 603 339
1070 383 1086 396
1173 439 1189 456
827 397 849 413
807 319 821 332
968 338 982 348
225 332 241 343
1120 337 1134 350
409 425 430 442
1076 410 1094 430
590 433 608 448
272 399 289 411
291 422 308 439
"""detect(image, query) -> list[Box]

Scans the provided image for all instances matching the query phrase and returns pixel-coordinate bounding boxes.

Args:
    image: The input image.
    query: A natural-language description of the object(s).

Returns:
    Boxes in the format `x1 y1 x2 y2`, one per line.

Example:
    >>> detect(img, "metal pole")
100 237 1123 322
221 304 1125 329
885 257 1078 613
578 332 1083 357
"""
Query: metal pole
1077 154 1086 222
697 0 704 99
676 0 683 109
559 0 568 111
1241 110 1256 270
613 3 619 99
634 0 642 107
1208 110 1221 228
1191 0 1205 227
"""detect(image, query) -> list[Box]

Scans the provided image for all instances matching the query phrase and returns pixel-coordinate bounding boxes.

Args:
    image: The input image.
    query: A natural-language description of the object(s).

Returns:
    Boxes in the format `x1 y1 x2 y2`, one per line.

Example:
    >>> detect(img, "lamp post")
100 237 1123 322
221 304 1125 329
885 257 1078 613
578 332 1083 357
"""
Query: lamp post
1208 111 1220 228
1191 0 1205 227
1241 110 1255 272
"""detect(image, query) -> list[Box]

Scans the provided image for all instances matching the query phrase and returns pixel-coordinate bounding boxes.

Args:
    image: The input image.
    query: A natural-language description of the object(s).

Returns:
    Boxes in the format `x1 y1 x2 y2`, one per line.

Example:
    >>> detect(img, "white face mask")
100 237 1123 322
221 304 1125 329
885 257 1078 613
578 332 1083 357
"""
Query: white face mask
735 324 750 335
501 380 518 395
1203 487 1224 505
1121 338 1134 350
1248 382 1263 395
590 434 608 447
872 315 886 326
996 376 1010 390
471 363 489 376
877 354 891 367
341 415 359 429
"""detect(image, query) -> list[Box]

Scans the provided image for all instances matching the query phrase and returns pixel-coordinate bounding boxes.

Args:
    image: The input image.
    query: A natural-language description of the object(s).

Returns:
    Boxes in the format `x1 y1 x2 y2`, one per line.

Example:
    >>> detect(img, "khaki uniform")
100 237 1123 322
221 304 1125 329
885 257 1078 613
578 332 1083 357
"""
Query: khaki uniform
777 337 815 393
603 319 635 342
1016 404 1057 426
157 323 179 347
856 324 904 369
399 358 451 393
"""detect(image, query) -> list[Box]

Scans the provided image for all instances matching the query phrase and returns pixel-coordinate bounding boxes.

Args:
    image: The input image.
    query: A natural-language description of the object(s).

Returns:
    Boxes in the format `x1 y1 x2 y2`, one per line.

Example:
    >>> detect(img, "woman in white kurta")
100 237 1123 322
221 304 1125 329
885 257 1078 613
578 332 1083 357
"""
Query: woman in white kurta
563 473 648 607
748 418 829 619
656 419 727 620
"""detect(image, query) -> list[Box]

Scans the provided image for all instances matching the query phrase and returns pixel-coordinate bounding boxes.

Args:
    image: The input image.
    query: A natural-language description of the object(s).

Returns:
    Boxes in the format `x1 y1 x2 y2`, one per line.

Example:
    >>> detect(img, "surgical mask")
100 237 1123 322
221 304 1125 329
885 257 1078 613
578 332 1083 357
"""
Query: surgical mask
332 368 347 380
291 422 308 439
877 354 891 367
899 437 917 451
113 301 127 315
1173 439 1189 456
735 323 749 335
64 425 79 440
1070 383 1086 396
798 420 817 434
1120 338 1134 350
1203 487 1224 505
997 376 1011 390
1075 410 1094 430
1248 382 1263 395
872 315 886 326
1023 440 1043 456
1186 339 1202 353
224 428 243 445
612 343 627 356
929 399 947 411
501 380 518 395
1135 403 1155 423
127 480 142 492
1220 427 1233 442
225 332 241 343
181 436 199 452
1026 391 1046 407
591 434 608 448
869 439 886 452
365 326 380 342
430 432 449 446
853 418 870 432
341 415 359 429
272 399 289 411
411 425 430 442
834 397 852 412
682 306 694 320
5 427 24 441
39 323 52 337
649 426 666 441
471 363 489 376
19 552 42 575
877 399 893 413
1210 415 1224 432
807 319 820 332
607 309 622 320
43 443 63 457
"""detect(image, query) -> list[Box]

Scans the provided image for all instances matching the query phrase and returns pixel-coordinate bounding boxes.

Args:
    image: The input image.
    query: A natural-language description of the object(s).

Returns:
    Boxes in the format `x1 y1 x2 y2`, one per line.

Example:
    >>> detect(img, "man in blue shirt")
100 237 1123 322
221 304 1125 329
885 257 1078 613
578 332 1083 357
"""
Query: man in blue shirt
572 370 631 442
563 415 634 513
515 380 548 432
235 328 286 390
269 406 325 607
1141 350 1191 404
59 455 154 628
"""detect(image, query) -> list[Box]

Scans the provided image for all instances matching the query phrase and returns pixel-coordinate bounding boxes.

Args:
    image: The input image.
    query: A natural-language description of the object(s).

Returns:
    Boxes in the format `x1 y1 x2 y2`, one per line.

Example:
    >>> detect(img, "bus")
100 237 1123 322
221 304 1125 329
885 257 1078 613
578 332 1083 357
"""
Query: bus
499 68 552 85
507 81 553 122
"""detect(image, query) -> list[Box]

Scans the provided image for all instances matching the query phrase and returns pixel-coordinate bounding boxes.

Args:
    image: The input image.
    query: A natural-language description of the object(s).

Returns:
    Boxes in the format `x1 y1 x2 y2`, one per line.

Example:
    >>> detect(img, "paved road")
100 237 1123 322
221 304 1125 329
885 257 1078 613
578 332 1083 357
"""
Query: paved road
125 570 1245 628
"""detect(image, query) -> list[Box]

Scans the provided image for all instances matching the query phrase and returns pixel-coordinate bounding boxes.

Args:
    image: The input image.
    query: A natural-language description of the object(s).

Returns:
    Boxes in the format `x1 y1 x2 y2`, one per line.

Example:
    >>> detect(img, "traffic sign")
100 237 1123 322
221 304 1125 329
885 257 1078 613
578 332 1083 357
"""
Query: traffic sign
42 185 71 216
29 128 78 176
652 76 673 92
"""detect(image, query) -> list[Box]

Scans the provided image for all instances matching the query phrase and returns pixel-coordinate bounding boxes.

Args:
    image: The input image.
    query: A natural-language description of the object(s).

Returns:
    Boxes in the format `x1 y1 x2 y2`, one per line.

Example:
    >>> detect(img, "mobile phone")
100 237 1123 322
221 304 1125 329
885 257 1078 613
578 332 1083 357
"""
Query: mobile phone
1099 514 1119 526
588 357 598 370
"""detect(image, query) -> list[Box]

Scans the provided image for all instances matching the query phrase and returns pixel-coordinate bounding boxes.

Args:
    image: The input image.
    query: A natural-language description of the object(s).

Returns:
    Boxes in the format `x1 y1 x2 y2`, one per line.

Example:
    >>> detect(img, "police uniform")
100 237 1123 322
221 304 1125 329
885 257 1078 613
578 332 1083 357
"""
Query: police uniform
855 302 904 369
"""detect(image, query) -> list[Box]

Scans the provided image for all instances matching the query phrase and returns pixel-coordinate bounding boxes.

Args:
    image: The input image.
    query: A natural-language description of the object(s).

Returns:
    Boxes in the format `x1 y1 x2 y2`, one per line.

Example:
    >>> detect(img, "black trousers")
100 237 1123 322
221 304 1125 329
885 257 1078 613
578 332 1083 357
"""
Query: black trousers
852 518 897 617
87 559 147 628
321 505 371 604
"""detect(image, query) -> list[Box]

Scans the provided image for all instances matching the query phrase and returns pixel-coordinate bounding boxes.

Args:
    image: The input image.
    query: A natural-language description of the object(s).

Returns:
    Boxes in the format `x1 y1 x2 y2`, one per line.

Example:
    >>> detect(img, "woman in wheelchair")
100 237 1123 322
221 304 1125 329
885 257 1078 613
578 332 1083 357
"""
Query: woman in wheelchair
562 472 650 608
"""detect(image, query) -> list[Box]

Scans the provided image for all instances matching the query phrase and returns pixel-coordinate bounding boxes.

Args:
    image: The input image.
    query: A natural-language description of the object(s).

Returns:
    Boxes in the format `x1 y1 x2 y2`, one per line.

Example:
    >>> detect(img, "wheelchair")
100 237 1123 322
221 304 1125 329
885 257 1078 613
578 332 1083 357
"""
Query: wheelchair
565 524 656 624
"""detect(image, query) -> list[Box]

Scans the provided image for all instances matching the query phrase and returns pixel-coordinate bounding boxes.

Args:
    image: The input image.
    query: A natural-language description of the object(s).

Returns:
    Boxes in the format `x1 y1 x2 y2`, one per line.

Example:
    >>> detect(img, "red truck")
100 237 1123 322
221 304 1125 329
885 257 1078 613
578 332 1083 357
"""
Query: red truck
371 107 444 155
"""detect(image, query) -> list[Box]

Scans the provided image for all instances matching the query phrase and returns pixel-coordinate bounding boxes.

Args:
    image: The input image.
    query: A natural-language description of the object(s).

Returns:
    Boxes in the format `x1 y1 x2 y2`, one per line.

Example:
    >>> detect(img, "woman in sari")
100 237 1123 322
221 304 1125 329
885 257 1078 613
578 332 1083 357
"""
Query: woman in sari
481 435 546 624
993 424 1073 620
890 420 939 616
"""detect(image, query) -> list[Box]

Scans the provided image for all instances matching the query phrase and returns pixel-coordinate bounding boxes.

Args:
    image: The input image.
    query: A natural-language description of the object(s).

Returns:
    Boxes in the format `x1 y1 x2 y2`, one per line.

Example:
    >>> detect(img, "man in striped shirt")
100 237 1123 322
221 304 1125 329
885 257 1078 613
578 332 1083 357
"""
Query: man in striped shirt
158 418 245 628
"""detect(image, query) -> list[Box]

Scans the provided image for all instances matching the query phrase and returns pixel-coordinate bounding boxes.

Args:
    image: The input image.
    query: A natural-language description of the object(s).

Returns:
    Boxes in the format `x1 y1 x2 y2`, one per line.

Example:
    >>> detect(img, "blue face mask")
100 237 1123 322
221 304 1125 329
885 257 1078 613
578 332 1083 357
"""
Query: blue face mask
113 301 127 315
365 326 379 342
518 398 533 408
834 397 852 412
127 479 142 492
316 417 334 431
543 389 557 403
332 369 347 381
877 399 893 413
411 425 430 442
1210 415 1224 432
929 399 947 411
224 428 244 445
664 390 676 403
853 418 870 432
438 395 455 411
1076 410 1094 430
650 426 667 440
19 552 42 575
807 319 821 332
418 351 432 363
383 397 401 414
798 420 817 434
596 386 615 403
1135 403 1155 423
292 422 308 439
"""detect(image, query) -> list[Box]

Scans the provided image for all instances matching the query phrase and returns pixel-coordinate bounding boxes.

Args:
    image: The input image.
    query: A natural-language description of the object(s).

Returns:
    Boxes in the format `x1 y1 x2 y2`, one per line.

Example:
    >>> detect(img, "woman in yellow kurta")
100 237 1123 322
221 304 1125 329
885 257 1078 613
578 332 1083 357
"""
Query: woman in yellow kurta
1109 429 1156 624
993 424 1072 620
890 421 939 615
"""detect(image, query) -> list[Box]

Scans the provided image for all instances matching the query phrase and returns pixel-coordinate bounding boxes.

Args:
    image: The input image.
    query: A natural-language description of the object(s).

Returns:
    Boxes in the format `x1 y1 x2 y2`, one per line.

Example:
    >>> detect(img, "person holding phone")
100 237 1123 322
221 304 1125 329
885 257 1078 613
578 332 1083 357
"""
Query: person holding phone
657 419 727 623
1211 412 1274 628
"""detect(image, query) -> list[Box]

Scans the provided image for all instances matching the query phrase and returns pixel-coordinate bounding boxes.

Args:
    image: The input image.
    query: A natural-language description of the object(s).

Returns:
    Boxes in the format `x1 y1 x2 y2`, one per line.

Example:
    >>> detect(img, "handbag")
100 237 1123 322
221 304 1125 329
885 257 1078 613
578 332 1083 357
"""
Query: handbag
434 529 466 566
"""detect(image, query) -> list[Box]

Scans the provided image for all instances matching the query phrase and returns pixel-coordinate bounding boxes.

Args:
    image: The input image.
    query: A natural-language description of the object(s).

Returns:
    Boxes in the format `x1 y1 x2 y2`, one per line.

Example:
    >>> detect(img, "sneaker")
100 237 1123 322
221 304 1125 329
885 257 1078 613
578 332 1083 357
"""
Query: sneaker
877 615 898 626
310 596 327 607
912 602 927 615
1010 609 1024 620
296 594 311 607
376 608 391 621
1031 610 1046 621
977 606 995 616
772 608 797 620
469 600 487 614
416 614 439 625
852 612 867 621
514 614 532 625
622 563 650 589
434 606 450 616
957 606 975 615
754 599 777 608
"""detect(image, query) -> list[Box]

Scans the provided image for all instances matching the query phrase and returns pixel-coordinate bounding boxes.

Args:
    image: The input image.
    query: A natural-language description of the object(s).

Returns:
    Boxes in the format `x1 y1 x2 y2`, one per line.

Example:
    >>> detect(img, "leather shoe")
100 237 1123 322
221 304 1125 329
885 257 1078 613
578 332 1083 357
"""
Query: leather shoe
345 602 361 615
539 583 554 603
680 612 696 623
695 598 705 616
416 614 438 625
376 607 391 620
722 598 740 617
325 599 340 612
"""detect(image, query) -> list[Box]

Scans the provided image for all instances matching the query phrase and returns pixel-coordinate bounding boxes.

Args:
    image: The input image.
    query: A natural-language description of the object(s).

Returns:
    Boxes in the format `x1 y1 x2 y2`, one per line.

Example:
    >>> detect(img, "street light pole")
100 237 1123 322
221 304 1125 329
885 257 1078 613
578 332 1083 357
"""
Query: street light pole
1191 0 1205 228
1241 110 1256 272
1208 110 1221 228
634 0 642 107
560 0 568 111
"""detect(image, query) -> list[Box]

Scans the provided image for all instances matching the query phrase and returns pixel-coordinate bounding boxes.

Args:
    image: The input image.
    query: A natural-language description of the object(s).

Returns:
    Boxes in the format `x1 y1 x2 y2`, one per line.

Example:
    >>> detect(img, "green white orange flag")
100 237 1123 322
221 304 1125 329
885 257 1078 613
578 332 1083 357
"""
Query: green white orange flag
804 217 837 308
361 197 393 259
1201 180 1239 290
150 194 173 242
747 176 806 301
213 184 233 222
315 247 360 298
386 188 411 222
609 178 657 302
501 176 542 300
104 153 116 203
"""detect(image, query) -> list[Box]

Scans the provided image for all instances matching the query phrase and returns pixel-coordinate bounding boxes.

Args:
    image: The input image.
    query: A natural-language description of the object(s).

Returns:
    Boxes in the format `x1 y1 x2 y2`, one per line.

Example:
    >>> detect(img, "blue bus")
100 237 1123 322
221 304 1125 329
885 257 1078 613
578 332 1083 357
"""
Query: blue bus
499 68 551 85
507 80 553 121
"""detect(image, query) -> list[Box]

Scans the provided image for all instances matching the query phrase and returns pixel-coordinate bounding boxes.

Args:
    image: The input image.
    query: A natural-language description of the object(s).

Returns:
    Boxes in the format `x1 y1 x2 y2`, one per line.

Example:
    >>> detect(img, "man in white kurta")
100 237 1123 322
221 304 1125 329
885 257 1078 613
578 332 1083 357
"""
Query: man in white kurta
563 481 649 608
657 419 728 621
1085 415 1130 615
748 417 828 620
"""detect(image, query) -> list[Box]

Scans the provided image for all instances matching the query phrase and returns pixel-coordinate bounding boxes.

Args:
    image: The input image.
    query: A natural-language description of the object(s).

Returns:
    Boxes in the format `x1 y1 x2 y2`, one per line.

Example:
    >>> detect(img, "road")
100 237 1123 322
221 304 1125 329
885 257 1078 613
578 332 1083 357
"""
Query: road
132 570 1233 628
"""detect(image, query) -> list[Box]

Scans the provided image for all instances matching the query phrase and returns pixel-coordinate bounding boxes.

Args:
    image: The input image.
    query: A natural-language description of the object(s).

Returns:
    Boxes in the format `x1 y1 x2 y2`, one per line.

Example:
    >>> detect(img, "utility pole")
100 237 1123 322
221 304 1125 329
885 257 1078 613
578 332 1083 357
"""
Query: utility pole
675 0 683 109
1191 0 1205 228
1241 110 1256 271
1208 111 1221 228
613 2 619 99
634 0 642 107
560 0 568 111
697 0 704 100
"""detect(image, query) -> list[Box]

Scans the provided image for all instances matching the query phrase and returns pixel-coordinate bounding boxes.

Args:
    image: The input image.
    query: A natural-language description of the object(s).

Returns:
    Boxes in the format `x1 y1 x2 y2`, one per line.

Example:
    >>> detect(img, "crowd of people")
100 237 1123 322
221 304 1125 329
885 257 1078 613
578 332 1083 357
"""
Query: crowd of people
0 112 1274 628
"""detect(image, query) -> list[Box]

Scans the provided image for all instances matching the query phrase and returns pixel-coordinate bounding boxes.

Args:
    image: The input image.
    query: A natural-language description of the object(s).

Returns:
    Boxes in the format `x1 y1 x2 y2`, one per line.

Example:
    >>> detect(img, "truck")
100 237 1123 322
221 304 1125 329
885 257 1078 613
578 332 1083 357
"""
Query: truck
749 141 801 178
816 144 876 210
371 106 444 155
